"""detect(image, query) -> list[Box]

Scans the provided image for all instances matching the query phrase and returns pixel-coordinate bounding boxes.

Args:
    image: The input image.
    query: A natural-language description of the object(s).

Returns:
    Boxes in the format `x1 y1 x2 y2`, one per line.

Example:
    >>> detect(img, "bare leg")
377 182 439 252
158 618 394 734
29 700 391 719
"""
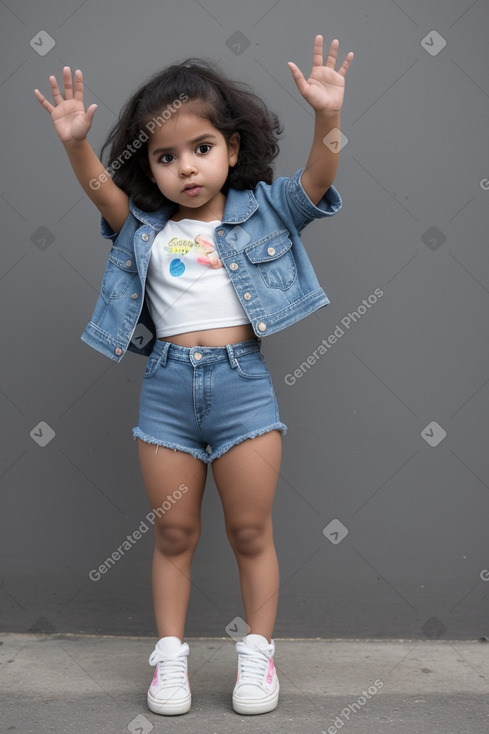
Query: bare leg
212 431 282 643
138 440 207 641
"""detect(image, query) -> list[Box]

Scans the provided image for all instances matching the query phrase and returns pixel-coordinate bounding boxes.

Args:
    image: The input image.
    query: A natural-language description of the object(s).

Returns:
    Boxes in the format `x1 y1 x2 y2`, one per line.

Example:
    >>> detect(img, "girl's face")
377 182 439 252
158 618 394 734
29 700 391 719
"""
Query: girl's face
146 110 240 221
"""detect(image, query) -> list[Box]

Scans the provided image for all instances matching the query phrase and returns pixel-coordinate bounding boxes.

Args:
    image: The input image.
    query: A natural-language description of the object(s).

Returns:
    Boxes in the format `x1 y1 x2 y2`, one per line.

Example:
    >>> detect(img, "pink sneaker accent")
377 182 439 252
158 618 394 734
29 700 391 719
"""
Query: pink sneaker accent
267 658 275 685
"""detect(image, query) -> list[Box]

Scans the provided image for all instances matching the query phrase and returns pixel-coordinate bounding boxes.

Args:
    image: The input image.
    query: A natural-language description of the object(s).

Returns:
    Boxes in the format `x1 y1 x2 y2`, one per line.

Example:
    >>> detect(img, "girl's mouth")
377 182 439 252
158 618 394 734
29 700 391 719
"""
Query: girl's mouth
183 185 202 196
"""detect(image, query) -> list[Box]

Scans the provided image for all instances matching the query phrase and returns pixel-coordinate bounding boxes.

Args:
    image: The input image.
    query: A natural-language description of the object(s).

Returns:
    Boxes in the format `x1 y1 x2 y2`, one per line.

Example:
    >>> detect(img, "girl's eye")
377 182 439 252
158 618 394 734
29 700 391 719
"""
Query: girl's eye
159 153 175 164
196 144 212 155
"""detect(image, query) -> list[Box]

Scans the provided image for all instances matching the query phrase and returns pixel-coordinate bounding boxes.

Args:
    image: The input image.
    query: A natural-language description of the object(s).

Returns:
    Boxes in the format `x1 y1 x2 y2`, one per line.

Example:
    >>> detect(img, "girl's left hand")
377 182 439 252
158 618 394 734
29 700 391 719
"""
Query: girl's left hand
288 35 354 115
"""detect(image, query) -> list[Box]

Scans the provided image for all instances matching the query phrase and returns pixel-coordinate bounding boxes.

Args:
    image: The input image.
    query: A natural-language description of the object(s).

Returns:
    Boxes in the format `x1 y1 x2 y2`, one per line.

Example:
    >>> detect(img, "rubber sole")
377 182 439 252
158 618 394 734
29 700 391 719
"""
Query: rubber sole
147 690 191 715
232 682 279 715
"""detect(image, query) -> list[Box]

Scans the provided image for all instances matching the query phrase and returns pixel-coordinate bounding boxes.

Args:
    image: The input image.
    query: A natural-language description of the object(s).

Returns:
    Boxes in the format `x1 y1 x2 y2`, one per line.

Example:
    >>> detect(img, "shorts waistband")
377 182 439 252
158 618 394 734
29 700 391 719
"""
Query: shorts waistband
150 338 261 367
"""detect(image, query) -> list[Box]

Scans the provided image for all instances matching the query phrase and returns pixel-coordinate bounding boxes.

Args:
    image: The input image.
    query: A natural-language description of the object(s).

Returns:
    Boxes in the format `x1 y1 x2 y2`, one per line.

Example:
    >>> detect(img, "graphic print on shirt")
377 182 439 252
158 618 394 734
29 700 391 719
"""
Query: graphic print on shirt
166 234 223 277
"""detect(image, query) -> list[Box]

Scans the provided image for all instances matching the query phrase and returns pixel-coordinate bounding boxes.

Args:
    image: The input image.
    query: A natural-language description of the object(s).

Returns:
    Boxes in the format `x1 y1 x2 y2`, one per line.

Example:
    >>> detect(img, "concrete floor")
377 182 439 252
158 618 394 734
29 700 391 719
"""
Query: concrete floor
1 633 488 733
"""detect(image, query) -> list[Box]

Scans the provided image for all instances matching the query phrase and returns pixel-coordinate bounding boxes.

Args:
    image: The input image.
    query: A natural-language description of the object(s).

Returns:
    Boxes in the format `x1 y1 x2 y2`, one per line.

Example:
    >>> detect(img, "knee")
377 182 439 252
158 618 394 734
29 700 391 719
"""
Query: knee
154 523 200 556
227 523 271 557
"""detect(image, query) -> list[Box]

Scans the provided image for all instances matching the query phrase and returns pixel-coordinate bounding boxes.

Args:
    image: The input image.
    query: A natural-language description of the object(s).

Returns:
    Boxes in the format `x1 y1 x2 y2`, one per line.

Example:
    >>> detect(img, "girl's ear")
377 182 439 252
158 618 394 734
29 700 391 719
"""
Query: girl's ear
228 132 240 167
140 157 156 183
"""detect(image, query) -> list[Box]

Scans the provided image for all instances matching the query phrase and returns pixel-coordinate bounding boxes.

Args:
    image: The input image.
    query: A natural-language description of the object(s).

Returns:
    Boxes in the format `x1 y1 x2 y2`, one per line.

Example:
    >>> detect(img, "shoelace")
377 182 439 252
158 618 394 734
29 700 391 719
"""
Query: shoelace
237 646 270 682
149 651 187 684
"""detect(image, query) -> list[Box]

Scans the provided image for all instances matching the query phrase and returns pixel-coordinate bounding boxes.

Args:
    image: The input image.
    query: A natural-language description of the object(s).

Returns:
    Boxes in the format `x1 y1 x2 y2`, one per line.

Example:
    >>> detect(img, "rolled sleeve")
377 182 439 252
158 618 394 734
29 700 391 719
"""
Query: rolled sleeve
288 168 342 226
100 216 118 243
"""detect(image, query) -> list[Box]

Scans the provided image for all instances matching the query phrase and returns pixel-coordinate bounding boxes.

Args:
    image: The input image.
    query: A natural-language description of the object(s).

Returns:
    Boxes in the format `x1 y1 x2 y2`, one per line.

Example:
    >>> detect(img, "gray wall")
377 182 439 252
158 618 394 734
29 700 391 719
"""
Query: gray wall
1 0 488 640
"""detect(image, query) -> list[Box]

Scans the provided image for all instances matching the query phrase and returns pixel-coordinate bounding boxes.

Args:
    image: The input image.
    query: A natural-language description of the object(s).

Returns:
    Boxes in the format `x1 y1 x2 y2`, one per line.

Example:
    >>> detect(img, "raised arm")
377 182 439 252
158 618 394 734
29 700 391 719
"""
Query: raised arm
288 36 354 206
34 67 129 233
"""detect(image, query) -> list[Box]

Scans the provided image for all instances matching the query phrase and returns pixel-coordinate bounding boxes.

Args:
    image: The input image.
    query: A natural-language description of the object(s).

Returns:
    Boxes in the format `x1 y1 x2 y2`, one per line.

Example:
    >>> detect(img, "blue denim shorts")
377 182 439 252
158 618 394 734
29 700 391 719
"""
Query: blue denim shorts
132 338 287 463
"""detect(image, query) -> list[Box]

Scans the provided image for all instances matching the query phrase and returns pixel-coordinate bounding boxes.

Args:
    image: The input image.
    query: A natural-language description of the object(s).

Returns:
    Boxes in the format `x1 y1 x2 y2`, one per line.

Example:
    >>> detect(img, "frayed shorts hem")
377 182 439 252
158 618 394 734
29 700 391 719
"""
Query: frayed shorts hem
132 427 210 463
132 422 287 464
208 421 287 462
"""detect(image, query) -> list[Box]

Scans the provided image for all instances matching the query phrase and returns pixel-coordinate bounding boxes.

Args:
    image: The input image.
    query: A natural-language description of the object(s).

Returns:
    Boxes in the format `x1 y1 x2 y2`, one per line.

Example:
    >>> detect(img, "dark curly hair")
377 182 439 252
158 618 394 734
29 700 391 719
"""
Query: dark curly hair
100 58 283 211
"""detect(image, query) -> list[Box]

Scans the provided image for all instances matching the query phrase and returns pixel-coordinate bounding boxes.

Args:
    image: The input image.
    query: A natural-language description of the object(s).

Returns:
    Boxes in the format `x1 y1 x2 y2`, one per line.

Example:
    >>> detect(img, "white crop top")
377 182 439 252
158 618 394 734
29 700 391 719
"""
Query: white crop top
145 218 250 337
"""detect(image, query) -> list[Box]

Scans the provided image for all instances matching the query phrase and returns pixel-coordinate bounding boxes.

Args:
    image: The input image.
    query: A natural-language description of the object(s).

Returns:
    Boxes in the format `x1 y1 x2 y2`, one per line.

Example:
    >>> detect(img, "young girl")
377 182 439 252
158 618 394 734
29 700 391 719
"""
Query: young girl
34 36 353 716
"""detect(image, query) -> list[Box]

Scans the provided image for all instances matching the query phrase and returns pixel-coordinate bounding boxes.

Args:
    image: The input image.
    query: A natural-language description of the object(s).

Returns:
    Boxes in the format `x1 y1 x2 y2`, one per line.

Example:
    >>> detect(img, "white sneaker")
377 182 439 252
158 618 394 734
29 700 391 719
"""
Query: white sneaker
232 633 279 715
147 636 191 715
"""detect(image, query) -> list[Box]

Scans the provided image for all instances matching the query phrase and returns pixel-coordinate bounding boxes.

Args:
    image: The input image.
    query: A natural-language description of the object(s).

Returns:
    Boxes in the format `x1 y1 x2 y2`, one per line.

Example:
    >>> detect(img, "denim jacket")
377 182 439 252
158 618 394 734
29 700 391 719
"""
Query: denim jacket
81 168 341 361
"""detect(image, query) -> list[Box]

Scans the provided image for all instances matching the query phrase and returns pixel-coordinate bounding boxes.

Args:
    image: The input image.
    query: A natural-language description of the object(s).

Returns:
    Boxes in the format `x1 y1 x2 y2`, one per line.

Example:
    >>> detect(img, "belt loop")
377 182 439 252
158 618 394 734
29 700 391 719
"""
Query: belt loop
225 343 238 368
159 340 171 367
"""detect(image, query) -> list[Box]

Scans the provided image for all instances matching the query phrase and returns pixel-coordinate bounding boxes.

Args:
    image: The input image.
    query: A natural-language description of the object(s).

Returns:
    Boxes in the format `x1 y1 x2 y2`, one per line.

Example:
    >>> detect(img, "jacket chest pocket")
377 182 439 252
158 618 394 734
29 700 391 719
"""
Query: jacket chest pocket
102 246 139 300
244 233 297 290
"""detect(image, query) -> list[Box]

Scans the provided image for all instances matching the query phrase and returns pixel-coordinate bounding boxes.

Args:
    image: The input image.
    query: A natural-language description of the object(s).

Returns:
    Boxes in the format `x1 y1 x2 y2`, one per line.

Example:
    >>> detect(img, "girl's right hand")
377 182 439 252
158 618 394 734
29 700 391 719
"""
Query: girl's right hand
34 66 98 144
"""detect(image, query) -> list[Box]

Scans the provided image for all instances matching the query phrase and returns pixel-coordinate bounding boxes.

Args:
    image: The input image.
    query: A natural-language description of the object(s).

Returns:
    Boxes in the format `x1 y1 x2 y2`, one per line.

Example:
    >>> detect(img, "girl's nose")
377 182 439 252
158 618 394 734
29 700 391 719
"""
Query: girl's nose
179 156 197 176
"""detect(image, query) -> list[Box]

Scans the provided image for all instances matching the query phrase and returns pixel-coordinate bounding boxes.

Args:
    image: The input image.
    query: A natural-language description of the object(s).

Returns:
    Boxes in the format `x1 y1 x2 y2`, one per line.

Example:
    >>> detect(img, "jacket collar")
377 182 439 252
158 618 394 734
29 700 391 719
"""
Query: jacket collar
129 186 259 229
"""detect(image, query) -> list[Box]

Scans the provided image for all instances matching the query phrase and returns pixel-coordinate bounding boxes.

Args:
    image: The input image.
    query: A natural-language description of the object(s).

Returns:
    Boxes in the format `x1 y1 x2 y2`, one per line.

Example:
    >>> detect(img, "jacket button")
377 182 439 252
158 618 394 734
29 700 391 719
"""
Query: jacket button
257 322 267 332
125 259 132 267
243 292 252 300
141 233 149 241
229 262 239 271
115 347 122 356
130 293 138 299
217 229 224 236
267 246 276 256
